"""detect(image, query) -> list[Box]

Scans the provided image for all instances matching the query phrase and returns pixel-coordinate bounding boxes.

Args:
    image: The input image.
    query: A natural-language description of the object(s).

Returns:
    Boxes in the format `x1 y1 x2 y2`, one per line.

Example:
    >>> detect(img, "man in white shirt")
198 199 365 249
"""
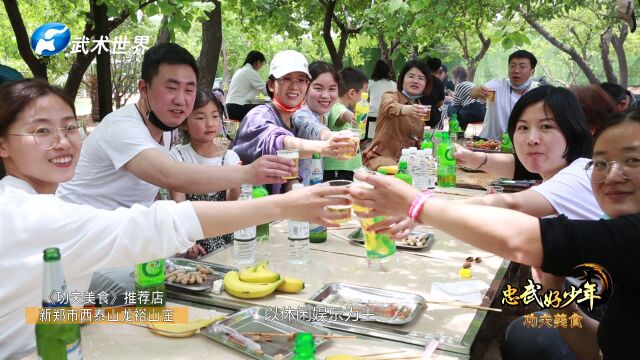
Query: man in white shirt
225 50 267 120
57 43 293 210
470 50 538 140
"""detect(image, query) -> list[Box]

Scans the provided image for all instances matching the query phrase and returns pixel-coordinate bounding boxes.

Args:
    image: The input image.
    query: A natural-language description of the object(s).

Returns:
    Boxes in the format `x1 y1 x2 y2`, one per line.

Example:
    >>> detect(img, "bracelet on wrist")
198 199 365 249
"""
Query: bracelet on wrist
408 191 435 223
475 152 489 170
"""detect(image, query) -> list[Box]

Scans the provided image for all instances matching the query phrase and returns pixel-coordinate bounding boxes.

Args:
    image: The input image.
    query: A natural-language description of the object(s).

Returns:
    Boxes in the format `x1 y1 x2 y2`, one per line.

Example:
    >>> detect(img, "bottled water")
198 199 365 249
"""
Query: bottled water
425 148 437 189
412 150 429 191
408 147 418 176
399 148 410 169
234 184 257 265
309 154 327 243
288 184 310 264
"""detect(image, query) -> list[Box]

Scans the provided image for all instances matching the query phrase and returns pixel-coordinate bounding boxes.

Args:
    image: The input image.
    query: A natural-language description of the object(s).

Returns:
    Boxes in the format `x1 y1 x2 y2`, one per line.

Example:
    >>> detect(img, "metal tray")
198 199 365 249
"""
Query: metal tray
201 306 331 360
348 228 434 250
164 257 236 291
308 282 426 325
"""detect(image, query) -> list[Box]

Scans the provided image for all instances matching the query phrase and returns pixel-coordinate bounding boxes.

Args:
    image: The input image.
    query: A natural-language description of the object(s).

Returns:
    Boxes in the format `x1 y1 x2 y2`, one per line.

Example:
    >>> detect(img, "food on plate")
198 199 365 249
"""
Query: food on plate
395 232 431 247
464 139 501 150
165 266 213 285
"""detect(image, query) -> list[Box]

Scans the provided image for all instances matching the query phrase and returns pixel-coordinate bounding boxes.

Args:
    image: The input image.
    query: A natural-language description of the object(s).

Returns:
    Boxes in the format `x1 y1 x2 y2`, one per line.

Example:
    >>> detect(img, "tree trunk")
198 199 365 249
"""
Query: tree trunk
92 0 113 121
2 0 48 80
198 0 222 89
156 16 171 44
521 9 600 84
600 27 617 84
322 0 342 69
221 37 230 88
377 34 396 78
611 24 629 87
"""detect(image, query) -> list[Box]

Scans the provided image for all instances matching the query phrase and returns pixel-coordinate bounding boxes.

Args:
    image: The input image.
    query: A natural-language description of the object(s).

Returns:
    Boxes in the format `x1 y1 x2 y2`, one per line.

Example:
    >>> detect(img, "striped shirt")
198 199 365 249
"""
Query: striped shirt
453 81 480 108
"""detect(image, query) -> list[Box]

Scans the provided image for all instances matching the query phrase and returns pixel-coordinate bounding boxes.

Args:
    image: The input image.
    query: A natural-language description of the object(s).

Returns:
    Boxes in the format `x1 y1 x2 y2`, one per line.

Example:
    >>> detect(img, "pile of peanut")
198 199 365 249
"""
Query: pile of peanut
166 265 214 285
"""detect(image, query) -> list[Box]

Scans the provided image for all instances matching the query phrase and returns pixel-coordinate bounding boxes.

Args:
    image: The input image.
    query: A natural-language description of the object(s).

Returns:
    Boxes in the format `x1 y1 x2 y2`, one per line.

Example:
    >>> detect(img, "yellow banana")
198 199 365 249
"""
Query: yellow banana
239 260 280 283
276 276 305 293
223 271 283 299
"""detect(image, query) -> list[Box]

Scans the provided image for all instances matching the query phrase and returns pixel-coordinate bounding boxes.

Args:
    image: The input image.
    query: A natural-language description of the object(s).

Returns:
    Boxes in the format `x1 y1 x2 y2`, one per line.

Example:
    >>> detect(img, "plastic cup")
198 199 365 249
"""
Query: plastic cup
486 89 496 103
277 149 299 180
323 179 353 224
421 105 432 123
341 128 360 159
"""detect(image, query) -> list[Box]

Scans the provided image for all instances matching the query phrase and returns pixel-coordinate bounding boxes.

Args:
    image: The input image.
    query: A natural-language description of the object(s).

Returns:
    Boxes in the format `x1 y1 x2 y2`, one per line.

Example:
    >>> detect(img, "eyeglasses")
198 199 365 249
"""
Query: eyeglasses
584 154 640 183
407 74 427 82
276 77 310 87
6 122 85 149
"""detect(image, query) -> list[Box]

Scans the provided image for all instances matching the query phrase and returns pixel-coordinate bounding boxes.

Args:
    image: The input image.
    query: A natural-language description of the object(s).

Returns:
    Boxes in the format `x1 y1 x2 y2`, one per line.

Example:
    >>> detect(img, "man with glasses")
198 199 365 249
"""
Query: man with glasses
470 50 539 139
58 43 294 210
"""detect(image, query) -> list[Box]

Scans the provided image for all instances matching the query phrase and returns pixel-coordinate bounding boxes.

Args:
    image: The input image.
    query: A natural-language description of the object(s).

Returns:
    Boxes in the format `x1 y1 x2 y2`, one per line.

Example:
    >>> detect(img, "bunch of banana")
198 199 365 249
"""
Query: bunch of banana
223 260 305 299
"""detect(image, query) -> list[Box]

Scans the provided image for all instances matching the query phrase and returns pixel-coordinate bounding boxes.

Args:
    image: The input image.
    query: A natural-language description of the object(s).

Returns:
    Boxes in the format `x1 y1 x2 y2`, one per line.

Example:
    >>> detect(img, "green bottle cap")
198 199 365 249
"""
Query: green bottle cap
398 161 407 170
293 332 315 357
312 153 320 159
43 247 61 262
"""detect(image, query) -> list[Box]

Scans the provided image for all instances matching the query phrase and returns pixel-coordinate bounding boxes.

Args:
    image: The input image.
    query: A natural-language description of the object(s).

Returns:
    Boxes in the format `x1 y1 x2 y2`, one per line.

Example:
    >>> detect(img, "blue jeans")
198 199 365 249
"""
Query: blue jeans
448 102 486 131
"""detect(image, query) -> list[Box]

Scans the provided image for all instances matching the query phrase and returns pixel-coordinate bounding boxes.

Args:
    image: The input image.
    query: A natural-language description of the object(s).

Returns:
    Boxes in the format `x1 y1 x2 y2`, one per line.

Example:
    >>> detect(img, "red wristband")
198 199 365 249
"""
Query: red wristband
408 191 435 223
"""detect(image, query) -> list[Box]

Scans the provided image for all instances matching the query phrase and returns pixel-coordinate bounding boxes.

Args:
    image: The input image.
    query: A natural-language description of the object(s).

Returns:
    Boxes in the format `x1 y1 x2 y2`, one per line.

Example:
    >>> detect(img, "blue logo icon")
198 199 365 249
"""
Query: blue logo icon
30 22 71 56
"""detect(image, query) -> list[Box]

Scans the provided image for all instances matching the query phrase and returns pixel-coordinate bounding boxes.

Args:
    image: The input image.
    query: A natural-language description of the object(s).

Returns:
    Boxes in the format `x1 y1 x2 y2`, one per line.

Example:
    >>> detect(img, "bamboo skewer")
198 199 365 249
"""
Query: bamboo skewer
276 294 501 313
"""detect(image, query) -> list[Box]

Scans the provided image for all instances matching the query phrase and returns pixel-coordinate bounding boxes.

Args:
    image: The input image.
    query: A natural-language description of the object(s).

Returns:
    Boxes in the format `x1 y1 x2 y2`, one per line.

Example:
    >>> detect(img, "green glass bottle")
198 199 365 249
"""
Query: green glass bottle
449 114 461 143
437 132 457 188
501 133 514 153
36 248 83 360
252 186 270 241
395 160 413 185
134 259 165 307
291 332 317 360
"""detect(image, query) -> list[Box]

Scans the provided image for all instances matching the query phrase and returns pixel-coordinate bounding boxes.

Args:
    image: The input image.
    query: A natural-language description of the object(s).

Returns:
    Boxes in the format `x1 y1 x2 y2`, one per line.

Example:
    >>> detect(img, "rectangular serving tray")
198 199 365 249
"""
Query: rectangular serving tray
308 282 426 325
347 229 434 250
164 257 237 292
201 306 331 360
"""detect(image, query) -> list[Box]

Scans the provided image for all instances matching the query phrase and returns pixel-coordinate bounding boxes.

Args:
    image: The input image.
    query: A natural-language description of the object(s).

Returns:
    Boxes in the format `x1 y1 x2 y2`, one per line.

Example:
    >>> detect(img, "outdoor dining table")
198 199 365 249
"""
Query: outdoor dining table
24 172 508 360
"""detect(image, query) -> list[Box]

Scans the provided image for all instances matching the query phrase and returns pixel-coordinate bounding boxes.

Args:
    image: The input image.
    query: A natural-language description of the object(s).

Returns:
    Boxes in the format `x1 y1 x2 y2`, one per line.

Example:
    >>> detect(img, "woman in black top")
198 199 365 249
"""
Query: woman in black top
349 109 640 359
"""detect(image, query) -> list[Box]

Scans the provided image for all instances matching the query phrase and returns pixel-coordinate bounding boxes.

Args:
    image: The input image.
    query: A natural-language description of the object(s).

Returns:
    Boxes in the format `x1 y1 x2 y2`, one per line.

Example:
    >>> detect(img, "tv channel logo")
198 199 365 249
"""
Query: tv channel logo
30 22 71 56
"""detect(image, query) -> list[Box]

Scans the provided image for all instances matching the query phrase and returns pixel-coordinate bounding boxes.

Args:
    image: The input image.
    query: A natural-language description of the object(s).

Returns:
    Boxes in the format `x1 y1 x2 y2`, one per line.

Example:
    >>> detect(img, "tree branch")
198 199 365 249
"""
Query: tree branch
600 27 617 83
520 6 599 84
611 24 629 87
2 0 48 79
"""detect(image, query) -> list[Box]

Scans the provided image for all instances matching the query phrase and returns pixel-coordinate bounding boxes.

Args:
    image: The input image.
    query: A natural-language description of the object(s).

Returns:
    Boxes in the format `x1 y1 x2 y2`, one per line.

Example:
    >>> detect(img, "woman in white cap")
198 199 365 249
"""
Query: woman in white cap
231 50 355 193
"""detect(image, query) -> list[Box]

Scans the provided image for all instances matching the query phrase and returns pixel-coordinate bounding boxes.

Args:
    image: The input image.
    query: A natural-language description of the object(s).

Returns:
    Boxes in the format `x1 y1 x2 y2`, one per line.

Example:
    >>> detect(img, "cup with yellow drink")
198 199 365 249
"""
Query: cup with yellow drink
353 167 397 264
277 149 299 180
323 179 353 225
336 128 360 159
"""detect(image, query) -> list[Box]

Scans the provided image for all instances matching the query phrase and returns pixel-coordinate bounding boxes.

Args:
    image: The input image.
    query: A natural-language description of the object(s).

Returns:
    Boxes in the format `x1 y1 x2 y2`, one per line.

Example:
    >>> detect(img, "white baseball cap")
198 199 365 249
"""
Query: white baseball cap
269 50 310 79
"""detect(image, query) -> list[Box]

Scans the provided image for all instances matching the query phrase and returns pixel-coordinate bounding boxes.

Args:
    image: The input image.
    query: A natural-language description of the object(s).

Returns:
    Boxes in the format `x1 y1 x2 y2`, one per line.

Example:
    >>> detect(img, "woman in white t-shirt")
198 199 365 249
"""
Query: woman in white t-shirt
0 79 352 358
454 86 602 221
171 89 242 257
367 60 397 139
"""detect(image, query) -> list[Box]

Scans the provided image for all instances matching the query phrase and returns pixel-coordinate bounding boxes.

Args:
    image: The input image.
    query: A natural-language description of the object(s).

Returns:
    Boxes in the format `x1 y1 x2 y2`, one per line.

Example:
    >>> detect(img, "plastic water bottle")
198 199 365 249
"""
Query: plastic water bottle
399 148 410 169
234 184 257 265
425 148 437 189
437 133 457 187
308 154 327 243
252 186 269 241
288 183 310 264
292 332 317 360
354 92 369 140
36 248 83 359
408 147 418 176
412 150 428 190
